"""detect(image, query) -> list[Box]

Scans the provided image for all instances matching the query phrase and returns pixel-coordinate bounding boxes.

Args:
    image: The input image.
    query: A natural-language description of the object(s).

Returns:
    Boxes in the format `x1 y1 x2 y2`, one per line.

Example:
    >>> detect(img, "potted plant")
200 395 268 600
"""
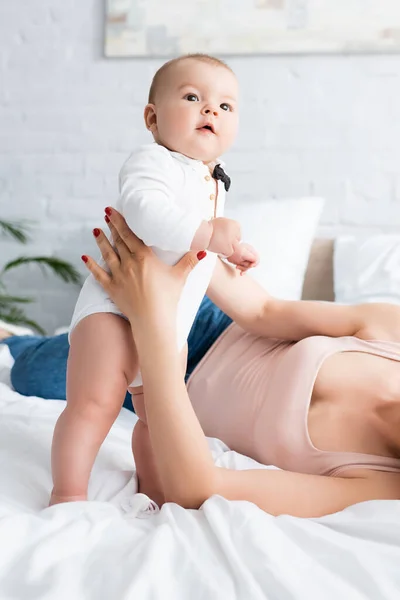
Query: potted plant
0 219 81 334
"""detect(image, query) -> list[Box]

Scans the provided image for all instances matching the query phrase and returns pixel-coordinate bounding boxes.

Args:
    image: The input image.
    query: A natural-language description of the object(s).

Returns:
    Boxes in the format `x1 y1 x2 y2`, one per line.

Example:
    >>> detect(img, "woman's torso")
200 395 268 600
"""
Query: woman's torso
186 323 400 477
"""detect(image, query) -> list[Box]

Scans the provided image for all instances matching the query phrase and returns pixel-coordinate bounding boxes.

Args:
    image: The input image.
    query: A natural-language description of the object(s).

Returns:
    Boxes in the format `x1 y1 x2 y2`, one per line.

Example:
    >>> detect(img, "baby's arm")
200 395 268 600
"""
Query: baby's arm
195 220 259 275
118 145 243 256
192 217 242 256
119 145 201 254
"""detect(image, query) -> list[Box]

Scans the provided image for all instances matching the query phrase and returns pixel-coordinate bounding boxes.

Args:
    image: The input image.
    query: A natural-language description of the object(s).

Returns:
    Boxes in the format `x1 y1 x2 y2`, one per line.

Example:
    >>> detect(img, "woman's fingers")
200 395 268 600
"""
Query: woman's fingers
93 227 122 271
105 207 146 256
81 254 112 290
175 250 204 282
104 218 132 263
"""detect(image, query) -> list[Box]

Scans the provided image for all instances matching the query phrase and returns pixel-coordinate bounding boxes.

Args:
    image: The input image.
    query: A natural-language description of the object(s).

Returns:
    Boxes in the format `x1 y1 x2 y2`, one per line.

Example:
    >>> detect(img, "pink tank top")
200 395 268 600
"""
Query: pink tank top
187 323 400 476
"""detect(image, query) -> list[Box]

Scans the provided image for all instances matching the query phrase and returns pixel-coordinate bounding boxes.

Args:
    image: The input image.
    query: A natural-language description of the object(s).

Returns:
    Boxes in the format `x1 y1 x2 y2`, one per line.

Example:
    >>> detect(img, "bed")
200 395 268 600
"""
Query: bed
0 239 399 600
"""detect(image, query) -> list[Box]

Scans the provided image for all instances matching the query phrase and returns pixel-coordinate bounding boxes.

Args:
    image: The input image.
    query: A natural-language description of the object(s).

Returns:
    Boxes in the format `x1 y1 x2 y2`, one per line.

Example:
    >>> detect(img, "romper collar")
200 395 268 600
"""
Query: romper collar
170 150 225 172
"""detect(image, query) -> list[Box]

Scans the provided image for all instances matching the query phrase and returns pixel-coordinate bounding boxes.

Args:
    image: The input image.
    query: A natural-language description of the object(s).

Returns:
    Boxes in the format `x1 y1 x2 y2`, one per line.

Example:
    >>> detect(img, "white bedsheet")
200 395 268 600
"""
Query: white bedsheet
0 346 400 599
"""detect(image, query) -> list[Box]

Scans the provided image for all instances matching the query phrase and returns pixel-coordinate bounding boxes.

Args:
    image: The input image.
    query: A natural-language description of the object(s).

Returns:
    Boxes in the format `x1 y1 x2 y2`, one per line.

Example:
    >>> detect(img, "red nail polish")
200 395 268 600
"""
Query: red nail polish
81 255 88 263
105 207 112 216
197 250 207 261
104 215 110 223
93 228 100 237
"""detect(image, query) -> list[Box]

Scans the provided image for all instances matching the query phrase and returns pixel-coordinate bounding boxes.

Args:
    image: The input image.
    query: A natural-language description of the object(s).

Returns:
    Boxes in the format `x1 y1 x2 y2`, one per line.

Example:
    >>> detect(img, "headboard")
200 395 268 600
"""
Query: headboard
301 239 334 302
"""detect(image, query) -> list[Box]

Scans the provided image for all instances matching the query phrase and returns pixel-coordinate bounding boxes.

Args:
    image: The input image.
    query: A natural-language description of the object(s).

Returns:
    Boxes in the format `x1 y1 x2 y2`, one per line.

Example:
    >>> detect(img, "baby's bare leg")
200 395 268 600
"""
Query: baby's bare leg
50 313 138 505
129 344 188 506
131 410 165 506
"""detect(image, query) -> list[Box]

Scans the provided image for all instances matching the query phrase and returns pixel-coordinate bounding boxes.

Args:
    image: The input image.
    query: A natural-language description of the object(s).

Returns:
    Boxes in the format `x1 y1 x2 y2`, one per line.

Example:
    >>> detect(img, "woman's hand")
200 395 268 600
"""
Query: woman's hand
81 208 204 338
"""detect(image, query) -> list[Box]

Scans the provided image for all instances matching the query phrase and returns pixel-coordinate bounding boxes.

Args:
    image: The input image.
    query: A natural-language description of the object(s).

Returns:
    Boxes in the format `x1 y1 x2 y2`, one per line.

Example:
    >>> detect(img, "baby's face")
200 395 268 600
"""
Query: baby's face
147 59 239 163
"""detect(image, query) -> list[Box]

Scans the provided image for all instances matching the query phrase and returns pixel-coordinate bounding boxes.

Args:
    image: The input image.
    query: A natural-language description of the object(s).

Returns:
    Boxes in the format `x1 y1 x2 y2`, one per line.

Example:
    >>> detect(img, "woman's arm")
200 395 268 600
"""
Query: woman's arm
134 321 217 507
208 258 400 342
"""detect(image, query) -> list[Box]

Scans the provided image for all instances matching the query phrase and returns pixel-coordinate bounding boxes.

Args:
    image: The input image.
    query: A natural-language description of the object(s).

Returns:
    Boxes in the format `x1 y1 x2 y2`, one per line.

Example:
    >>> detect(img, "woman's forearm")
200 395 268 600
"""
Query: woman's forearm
134 323 216 507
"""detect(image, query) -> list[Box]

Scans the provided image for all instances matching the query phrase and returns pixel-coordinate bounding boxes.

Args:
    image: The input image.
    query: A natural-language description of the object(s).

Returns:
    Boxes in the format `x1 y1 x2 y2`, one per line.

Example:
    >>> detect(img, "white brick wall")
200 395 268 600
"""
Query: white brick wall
1 0 400 332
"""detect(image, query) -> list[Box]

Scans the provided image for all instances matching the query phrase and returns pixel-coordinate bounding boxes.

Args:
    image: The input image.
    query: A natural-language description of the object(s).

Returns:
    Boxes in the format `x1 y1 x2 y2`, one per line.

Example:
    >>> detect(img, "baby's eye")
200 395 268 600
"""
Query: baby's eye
184 93 199 102
220 103 232 112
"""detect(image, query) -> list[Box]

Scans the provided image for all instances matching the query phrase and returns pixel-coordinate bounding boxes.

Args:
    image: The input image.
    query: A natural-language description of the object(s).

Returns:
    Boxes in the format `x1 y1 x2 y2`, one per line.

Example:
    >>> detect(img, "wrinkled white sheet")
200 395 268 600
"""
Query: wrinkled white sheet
0 345 400 599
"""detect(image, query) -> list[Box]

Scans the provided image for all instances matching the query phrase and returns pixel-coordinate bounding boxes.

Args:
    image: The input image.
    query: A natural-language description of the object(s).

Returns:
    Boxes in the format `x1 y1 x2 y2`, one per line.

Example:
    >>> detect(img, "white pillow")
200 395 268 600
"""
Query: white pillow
225 197 325 300
334 235 400 305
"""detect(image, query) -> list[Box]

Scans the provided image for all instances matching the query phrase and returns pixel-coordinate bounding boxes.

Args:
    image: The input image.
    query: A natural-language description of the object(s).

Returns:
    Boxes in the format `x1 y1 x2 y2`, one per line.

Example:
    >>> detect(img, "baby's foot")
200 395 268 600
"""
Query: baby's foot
138 479 165 508
121 493 160 519
49 491 87 506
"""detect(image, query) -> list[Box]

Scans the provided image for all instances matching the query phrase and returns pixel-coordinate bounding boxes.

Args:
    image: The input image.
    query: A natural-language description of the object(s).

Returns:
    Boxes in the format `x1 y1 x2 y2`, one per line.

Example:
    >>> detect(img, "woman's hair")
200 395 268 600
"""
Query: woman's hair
148 53 233 104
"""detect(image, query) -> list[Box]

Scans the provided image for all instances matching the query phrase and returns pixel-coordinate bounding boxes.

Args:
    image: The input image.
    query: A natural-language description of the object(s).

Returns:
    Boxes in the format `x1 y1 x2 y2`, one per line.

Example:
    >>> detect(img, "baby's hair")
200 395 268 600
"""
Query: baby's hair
148 53 233 104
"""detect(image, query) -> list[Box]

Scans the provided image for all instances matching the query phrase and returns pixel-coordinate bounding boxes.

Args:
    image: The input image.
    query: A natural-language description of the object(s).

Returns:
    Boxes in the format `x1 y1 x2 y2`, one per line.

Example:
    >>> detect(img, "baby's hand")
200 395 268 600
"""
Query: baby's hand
226 242 259 275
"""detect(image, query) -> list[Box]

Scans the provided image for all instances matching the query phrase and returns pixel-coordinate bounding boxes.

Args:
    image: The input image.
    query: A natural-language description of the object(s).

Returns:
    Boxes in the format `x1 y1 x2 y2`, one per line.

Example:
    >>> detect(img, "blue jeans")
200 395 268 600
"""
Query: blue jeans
2 296 232 412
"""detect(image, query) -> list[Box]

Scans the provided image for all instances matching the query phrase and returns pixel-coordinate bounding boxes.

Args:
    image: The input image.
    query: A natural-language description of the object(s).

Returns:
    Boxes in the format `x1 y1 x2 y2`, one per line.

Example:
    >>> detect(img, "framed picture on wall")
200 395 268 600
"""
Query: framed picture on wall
104 0 400 58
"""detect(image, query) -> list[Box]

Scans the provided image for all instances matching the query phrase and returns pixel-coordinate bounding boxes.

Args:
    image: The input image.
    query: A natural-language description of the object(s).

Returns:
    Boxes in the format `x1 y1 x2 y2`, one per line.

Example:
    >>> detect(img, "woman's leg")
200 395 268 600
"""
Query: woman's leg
2 335 47 361
8 334 69 399
50 313 138 504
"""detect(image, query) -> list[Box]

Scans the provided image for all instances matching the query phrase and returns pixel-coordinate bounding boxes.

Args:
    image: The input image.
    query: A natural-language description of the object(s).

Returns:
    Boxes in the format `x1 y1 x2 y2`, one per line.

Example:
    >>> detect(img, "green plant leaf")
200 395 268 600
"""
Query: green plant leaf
0 221 81 333
2 256 81 284
0 305 45 335
0 219 32 244
0 294 34 307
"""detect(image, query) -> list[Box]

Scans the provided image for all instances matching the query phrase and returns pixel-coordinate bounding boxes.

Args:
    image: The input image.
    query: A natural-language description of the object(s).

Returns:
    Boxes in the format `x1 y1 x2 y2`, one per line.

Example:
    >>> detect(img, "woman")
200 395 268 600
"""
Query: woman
3 210 400 517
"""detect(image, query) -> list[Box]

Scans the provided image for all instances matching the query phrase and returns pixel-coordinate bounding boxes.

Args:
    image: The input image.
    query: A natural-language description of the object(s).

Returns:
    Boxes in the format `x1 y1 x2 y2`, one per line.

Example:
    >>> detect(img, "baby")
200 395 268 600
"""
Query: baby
50 54 258 506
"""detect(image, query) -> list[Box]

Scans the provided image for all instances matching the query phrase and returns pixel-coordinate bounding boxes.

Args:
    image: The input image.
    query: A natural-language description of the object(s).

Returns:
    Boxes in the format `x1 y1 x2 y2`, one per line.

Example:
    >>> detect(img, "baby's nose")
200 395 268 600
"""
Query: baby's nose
203 106 219 117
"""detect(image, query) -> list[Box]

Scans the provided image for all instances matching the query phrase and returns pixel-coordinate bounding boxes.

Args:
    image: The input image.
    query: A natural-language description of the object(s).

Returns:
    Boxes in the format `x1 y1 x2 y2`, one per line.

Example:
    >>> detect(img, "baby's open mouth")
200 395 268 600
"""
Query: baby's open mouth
198 123 215 134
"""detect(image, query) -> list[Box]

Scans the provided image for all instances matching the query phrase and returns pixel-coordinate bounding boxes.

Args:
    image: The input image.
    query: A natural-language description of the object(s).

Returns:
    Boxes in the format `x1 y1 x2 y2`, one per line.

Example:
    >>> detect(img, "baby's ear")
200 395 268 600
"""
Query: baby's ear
144 104 157 133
